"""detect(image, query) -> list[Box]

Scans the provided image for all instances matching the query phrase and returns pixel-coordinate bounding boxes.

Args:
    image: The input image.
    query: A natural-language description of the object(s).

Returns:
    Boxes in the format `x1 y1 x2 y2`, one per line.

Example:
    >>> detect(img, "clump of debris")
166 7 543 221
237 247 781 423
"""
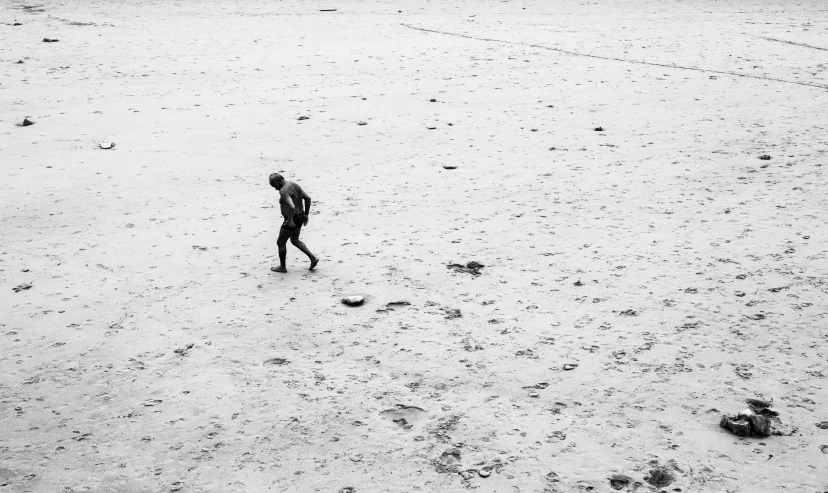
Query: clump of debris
720 398 781 437
447 261 484 276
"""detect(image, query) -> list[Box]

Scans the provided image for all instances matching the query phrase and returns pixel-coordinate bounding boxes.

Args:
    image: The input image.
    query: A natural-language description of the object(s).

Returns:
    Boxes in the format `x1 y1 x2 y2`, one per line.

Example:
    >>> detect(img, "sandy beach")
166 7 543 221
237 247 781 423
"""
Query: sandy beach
2 0 827 491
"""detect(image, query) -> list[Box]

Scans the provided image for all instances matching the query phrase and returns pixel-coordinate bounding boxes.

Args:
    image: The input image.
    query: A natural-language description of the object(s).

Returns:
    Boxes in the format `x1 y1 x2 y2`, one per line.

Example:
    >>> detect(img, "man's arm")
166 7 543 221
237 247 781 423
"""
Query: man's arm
281 191 296 226
302 191 312 225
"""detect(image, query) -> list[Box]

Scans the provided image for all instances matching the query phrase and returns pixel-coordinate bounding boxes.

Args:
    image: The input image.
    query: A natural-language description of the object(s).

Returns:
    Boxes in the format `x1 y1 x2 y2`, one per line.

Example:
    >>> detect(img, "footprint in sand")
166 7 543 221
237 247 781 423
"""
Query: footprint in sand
380 404 426 430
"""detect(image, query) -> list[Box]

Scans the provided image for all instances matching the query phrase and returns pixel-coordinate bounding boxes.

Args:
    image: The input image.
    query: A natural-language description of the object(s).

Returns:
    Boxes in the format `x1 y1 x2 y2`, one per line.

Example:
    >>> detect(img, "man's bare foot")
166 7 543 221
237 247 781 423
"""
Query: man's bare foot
309 257 319 270
271 266 287 273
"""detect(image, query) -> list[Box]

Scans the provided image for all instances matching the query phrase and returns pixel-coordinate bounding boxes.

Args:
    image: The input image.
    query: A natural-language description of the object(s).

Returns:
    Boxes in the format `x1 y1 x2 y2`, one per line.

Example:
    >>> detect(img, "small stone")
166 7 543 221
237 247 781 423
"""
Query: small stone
429 99 437 102
17 60 24 64
357 121 367 126
21 118 34 126
478 468 491 478
594 126 604 131
609 474 632 490
562 363 578 371
758 154 771 160
342 296 365 307
297 116 309 121
99 141 114 149
816 421 828 429
442 165 457 170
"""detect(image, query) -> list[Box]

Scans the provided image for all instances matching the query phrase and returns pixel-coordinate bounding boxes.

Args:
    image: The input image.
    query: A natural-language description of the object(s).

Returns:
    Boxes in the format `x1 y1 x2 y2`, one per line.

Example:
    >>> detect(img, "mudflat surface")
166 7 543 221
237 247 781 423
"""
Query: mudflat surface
2 1 827 492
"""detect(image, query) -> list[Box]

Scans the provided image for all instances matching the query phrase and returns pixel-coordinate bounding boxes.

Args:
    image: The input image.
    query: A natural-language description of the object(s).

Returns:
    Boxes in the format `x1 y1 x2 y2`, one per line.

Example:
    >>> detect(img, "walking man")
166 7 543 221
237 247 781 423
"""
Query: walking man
269 173 319 272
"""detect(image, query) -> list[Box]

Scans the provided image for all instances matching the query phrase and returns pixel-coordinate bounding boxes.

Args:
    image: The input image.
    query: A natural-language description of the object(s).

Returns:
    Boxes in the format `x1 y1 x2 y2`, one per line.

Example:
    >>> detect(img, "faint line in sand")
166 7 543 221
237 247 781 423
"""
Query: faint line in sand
752 35 828 52
401 24 828 91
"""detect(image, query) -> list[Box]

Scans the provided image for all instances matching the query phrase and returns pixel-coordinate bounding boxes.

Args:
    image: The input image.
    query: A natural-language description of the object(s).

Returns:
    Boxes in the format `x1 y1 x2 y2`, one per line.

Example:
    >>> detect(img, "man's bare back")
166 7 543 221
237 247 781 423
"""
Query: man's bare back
279 181 306 218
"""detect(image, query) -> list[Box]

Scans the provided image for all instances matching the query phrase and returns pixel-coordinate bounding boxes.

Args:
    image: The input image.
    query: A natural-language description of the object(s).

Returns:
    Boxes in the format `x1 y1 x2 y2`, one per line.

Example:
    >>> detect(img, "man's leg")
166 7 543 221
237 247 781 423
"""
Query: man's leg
272 227 292 272
290 229 318 270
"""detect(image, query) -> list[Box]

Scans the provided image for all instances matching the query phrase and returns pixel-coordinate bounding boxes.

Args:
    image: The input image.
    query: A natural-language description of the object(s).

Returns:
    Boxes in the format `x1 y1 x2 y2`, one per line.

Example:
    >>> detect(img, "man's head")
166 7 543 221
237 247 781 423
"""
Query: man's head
269 173 285 189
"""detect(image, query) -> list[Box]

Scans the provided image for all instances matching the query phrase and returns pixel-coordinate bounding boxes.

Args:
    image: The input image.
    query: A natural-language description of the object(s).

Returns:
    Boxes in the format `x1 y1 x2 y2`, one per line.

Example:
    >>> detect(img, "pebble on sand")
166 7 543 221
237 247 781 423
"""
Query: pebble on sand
42 38 59 43
443 165 457 170
99 141 114 149
21 118 34 126
342 296 365 307
594 126 604 131
758 154 772 160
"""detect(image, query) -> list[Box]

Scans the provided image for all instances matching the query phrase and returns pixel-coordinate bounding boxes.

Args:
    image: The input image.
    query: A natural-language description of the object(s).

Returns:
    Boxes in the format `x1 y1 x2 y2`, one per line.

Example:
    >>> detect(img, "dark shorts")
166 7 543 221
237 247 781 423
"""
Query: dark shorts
281 213 304 232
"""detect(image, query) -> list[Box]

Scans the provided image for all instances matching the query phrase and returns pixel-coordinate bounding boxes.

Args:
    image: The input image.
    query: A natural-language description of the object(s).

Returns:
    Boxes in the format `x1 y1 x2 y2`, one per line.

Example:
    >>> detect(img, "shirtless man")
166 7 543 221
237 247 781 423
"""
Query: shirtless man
269 173 319 272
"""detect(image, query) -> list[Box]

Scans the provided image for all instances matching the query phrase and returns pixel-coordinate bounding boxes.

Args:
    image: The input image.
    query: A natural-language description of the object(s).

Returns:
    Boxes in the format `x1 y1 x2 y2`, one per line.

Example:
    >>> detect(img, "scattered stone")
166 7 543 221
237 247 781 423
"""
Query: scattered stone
458 470 476 480
563 363 578 371
426 126 436 130
758 154 771 160
386 301 411 308
337 488 356 493
594 126 604 131
320 9 337 11
429 99 437 102
478 467 492 478
297 115 309 121
14 22 22 26
264 357 288 366
21 118 34 127
816 421 828 430
42 38 59 42
608 474 632 490
720 399 781 437
142 399 163 406
447 261 484 276
99 141 114 149
342 295 365 306
174 343 194 356
12 282 32 292
442 165 457 170
821 445 828 454
618 309 638 316
16 60 24 64
357 121 367 126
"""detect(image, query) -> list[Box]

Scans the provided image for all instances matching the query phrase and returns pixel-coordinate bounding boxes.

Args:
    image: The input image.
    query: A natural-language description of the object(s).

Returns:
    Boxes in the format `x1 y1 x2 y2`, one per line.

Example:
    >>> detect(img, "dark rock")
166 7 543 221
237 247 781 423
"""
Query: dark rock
594 126 604 131
21 118 34 126
16 60 24 64
42 38 59 42
609 474 632 490
447 261 484 276
758 154 771 160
